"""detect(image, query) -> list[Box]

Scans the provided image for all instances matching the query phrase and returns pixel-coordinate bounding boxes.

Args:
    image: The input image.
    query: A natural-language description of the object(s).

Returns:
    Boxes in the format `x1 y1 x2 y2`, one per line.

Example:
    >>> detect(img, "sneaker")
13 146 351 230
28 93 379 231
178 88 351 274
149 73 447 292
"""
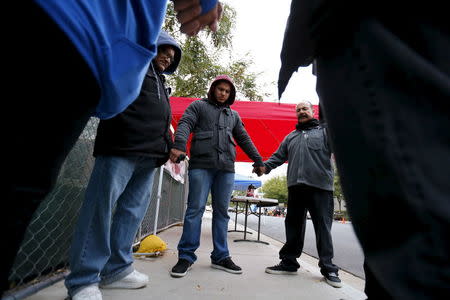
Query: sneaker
72 285 102 300
211 257 242 274
170 258 192 278
265 262 298 275
324 272 342 288
99 270 148 289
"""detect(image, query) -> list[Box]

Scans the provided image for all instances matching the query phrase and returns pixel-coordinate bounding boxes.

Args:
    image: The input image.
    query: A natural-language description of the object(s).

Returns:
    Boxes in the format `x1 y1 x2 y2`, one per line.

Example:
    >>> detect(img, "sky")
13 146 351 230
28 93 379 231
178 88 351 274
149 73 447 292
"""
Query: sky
223 0 319 105
221 0 318 185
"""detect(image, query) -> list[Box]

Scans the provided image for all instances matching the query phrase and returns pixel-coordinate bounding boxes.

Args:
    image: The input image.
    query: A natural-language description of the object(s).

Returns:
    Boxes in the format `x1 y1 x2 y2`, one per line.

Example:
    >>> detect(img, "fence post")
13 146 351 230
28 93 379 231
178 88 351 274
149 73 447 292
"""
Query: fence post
153 166 165 235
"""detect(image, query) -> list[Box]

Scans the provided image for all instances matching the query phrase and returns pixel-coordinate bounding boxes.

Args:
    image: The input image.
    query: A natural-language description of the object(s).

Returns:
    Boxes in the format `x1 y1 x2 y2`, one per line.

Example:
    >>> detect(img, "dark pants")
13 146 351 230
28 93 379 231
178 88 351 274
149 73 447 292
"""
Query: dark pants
316 17 450 299
280 184 338 275
2 3 100 295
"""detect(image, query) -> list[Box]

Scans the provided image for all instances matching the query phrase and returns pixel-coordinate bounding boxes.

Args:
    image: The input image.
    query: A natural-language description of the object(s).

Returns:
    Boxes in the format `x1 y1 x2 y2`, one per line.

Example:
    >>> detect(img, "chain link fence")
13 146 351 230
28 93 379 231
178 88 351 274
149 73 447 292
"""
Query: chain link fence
4 118 187 299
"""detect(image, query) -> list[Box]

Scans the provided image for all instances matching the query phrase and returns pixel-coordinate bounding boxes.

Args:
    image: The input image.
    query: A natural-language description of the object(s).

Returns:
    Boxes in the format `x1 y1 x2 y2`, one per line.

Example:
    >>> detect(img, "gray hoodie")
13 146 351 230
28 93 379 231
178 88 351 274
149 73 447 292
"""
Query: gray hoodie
265 122 334 191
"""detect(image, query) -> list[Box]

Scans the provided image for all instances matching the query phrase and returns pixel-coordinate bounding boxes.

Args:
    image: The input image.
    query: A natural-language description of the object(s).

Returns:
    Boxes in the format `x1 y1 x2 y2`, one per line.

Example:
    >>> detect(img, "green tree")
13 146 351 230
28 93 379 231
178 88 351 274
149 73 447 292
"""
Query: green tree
333 164 345 212
163 2 270 101
260 176 288 203
233 190 247 197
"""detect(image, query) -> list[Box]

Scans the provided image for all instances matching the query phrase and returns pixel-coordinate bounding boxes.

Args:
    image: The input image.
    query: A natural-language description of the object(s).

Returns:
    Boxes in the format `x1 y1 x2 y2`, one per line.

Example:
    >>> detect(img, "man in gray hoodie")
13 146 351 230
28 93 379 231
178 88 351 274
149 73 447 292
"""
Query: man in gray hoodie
258 101 341 288
169 75 265 278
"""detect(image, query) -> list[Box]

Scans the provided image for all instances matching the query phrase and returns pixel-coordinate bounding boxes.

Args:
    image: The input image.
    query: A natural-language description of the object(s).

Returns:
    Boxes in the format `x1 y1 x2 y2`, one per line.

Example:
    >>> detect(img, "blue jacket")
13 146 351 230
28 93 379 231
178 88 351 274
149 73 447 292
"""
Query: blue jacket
34 0 217 119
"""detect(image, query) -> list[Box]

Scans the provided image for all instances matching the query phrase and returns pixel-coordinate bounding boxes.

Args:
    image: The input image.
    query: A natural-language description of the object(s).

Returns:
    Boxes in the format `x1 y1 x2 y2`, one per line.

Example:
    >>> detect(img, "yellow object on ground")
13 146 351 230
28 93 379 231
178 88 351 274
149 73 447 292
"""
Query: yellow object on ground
136 234 167 254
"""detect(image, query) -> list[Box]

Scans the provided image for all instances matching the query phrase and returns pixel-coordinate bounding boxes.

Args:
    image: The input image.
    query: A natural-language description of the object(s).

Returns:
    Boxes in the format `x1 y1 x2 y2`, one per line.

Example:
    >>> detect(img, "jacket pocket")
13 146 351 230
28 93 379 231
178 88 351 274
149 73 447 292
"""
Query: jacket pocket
228 132 236 147
306 132 323 150
192 131 214 156
227 132 237 159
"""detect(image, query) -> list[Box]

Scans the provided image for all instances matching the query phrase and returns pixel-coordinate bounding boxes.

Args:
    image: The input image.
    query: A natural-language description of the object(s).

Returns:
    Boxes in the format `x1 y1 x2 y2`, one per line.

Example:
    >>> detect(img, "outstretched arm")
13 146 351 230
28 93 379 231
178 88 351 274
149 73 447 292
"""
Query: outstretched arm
170 102 200 162
232 114 264 168
263 137 289 174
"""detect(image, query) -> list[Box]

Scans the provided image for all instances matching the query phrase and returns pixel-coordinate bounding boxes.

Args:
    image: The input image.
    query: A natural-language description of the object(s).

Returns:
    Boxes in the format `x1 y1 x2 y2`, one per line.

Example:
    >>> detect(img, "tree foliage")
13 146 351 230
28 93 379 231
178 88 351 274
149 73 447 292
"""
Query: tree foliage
260 176 288 203
163 2 269 101
333 162 345 212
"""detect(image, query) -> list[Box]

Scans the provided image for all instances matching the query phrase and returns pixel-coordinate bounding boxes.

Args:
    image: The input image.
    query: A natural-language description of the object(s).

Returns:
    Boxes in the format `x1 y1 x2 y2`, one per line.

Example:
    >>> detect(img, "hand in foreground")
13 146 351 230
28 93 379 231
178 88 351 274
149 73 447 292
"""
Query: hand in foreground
170 148 186 163
252 166 266 177
173 0 223 36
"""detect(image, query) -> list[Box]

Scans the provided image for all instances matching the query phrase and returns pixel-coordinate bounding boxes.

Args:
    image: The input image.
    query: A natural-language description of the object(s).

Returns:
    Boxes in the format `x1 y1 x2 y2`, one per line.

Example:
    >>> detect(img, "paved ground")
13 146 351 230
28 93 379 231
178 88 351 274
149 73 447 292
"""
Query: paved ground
230 212 366 278
24 212 366 300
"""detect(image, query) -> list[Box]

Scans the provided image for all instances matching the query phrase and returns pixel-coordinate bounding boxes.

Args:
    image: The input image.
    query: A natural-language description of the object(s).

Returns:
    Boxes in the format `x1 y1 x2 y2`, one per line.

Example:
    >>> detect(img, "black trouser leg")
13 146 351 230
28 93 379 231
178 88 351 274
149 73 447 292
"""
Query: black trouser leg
2 3 100 295
307 187 338 275
316 18 450 300
279 185 307 268
363 260 393 300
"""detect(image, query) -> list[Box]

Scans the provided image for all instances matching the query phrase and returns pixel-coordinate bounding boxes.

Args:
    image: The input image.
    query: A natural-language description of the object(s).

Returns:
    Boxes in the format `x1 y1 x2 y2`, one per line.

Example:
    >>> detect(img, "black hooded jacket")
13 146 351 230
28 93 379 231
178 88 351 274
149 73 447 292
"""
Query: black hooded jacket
172 76 264 172
93 31 182 166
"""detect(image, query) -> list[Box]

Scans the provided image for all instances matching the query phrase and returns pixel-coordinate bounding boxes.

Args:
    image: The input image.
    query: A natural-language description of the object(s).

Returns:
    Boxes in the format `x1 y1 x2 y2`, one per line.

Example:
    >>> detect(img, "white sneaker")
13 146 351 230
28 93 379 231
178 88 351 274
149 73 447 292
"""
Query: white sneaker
72 285 102 300
100 270 149 289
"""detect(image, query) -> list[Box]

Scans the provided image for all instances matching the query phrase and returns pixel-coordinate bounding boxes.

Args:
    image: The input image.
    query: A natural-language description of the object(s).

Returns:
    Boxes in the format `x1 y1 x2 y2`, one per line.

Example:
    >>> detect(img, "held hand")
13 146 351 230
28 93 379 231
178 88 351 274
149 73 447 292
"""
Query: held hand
252 166 266 177
258 166 266 176
174 1 223 36
170 148 186 163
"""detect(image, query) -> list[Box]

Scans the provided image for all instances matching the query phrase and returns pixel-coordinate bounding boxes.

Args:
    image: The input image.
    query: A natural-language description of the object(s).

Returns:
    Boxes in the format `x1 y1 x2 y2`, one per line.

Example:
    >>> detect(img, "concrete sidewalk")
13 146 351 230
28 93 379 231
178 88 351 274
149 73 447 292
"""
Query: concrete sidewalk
25 212 366 300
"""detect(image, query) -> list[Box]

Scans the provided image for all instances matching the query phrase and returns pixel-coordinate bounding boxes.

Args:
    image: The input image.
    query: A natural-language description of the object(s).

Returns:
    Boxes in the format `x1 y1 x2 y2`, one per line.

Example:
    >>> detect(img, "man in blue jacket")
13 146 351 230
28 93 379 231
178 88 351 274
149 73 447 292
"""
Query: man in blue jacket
3 0 221 296
258 101 341 288
169 75 266 278
64 31 182 300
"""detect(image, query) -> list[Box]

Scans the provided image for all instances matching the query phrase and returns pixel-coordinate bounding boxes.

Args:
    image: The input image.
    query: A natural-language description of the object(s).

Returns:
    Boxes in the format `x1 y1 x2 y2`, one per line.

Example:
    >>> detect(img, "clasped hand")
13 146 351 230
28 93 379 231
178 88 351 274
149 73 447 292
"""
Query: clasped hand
252 166 266 177
170 148 186 163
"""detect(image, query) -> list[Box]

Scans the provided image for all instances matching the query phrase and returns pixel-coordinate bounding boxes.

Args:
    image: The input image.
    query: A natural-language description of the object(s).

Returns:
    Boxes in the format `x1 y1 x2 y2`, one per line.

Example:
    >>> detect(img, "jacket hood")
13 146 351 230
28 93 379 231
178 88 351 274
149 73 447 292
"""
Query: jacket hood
207 75 236 105
156 30 182 74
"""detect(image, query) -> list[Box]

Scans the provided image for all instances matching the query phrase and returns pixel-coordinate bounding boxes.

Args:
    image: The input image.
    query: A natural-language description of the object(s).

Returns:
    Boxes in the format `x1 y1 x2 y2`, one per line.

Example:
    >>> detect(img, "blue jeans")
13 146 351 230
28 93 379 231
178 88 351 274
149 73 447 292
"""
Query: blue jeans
177 168 235 263
65 156 157 296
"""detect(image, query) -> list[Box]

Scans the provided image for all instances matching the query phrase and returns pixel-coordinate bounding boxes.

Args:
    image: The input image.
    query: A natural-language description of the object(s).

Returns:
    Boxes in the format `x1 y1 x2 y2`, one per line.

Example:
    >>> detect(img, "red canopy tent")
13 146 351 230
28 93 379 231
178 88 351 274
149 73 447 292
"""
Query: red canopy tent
170 97 319 162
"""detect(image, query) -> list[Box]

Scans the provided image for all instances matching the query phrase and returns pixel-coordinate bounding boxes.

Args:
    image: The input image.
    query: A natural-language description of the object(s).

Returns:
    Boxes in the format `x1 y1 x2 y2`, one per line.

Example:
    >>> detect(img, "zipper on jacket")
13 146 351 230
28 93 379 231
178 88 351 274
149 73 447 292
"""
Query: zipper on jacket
297 130 306 183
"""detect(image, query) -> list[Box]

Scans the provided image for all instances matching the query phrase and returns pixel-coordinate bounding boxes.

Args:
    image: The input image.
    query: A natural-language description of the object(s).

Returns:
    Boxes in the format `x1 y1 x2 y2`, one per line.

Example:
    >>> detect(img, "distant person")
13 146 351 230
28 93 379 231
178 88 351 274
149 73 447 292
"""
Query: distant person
65 31 181 300
246 184 256 197
278 1 450 299
169 75 265 278
256 101 341 288
3 0 222 297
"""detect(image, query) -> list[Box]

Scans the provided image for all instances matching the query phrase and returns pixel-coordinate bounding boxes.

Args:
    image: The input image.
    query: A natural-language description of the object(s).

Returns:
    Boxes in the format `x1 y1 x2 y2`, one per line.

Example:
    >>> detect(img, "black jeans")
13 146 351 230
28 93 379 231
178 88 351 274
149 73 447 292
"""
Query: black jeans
280 184 338 275
316 17 450 299
2 3 100 295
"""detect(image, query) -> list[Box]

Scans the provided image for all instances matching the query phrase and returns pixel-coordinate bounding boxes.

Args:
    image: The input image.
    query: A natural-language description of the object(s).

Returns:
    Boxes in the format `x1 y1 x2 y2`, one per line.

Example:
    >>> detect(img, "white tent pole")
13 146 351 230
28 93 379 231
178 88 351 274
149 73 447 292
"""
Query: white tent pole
153 166 164 235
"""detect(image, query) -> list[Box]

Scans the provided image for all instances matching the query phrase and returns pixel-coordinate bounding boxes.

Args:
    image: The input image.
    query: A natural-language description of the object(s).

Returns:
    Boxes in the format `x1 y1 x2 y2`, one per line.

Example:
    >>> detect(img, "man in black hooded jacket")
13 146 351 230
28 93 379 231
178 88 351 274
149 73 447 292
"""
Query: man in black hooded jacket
64 31 182 300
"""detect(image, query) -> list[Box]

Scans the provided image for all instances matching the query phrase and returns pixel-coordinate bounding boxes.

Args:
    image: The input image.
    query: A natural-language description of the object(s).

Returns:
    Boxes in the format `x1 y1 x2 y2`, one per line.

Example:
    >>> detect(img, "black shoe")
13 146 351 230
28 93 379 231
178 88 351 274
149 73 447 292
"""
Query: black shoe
324 272 342 288
265 262 298 275
170 258 192 278
211 257 242 274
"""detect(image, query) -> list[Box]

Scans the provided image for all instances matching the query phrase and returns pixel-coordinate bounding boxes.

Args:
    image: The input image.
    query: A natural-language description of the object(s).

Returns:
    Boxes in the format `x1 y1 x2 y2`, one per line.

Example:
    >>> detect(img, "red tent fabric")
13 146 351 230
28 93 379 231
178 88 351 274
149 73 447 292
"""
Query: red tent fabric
170 97 319 162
